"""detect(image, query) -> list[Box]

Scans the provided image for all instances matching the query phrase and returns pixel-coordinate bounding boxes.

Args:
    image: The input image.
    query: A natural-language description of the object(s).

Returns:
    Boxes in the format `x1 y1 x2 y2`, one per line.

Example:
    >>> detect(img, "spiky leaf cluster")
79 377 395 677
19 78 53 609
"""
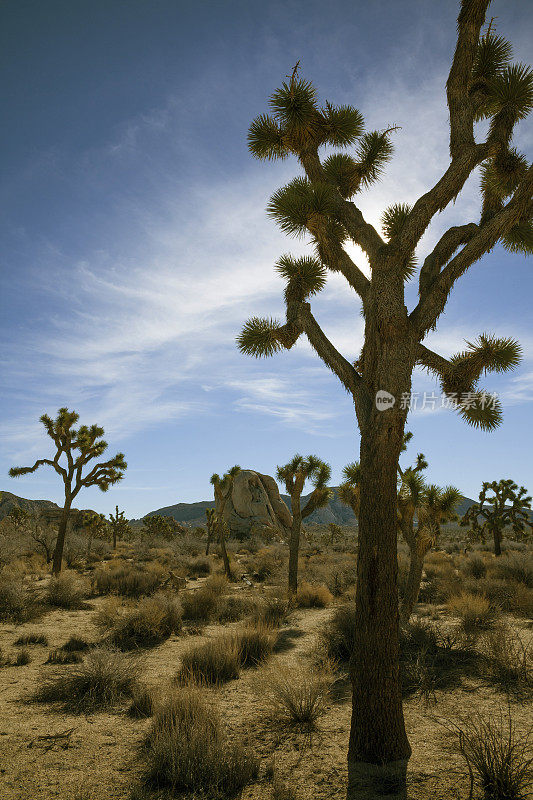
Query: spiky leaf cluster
267 178 338 238
236 317 284 358
381 203 417 279
275 254 327 303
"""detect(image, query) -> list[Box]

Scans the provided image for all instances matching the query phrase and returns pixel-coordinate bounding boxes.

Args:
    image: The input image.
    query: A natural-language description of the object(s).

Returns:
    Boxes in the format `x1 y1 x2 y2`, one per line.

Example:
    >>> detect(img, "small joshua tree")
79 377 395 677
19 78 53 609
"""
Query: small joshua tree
276 455 331 594
236 7 531 790
81 511 109 560
9 408 126 575
210 466 241 579
461 478 532 556
327 521 343 547
141 513 182 541
108 505 131 549
205 507 217 556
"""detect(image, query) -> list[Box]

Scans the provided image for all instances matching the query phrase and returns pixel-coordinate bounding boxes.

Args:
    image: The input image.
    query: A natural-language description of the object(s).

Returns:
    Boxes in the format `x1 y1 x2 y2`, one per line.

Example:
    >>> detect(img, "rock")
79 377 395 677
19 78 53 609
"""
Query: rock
219 470 292 539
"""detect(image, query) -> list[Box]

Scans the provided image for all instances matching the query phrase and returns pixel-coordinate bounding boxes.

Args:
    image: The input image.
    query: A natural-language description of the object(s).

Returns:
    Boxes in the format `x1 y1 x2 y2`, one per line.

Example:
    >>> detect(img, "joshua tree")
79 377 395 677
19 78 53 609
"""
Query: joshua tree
142 513 183 541
327 521 343 547
205 507 217 555
276 454 331 594
81 511 109 560
237 6 531 792
461 478 532 556
108 505 131 549
210 466 241 579
338 462 363 521
9 408 126 575
398 472 461 623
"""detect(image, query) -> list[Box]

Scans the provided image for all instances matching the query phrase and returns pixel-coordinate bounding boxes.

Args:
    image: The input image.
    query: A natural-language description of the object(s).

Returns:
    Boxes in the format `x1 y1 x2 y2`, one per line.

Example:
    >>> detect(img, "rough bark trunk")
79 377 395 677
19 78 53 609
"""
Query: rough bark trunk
52 500 71 576
205 530 212 556
288 495 301 595
348 296 413 798
113 530 117 550
219 523 232 580
400 549 425 624
493 527 502 557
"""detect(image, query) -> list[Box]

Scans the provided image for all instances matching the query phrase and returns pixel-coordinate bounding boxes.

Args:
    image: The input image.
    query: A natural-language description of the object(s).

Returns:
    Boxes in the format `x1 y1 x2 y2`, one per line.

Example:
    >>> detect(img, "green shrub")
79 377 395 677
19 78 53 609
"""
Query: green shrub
34 645 140 712
47 572 87 609
100 593 182 650
319 603 356 662
143 685 259 797
179 636 241 685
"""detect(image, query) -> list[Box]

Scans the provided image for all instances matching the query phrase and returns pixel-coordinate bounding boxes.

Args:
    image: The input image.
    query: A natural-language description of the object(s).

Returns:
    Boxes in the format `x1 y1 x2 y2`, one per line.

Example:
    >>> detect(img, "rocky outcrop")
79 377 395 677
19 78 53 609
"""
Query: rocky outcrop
218 470 292 539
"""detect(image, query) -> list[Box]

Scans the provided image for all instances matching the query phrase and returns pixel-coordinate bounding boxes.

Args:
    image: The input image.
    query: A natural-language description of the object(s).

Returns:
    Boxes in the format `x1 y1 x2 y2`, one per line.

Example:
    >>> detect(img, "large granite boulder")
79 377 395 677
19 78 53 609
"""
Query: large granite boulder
218 470 292 539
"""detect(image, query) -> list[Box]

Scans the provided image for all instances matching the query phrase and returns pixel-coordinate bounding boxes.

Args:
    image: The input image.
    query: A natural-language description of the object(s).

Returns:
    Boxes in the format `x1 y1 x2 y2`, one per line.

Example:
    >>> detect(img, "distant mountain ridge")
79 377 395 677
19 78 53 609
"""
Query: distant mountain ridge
0 491 60 521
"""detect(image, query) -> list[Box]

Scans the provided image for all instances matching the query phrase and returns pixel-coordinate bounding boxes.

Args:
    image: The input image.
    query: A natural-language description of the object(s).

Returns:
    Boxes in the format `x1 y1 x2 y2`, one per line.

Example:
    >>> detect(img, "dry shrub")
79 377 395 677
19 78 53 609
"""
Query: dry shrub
235 623 276 667
460 554 488 579
295 582 333 608
0 573 36 622
187 557 212 577
143 685 258 797
445 709 533 800
255 661 333 727
15 649 31 666
511 584 533 617
464 577 519 612
93 563 165 597
272 778 299 800
480 624 532 697
448 592 499 634
179 635 241 685
250 547 284 581
217 595 257 623
47 572 88 609
128 684 154 718
99 592 182 650
494 554 533 588
14 632 48 646
34 645 140 712
250 591 291 628
181 575 227 623
47 649 83 664
320 603 356 662
61 636 91 652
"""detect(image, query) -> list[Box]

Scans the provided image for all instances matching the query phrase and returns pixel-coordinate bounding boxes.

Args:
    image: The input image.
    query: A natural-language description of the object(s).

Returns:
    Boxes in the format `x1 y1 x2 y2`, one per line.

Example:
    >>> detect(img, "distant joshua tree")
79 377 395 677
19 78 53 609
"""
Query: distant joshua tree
327 521 343 547
205 507 217 556
236 6 531 788
9 408 126 575
108 505 131 549
142 513 182 541
210 466 241 579
81 511 109 560
461 478 532 556
276 455 331 594
338 462 363 521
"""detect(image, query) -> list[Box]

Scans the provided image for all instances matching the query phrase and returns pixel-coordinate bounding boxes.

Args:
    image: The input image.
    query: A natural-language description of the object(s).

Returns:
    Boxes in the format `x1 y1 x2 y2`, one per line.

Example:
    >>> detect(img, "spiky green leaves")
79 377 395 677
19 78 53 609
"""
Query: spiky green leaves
236 317 285 359
248 115 287 161
267 177 338 237
453 334 522 378
472 33 513 90
457 392 503 431
342 461 361 487
480 149 528 201
276 453 331 496
380 203 417 280
502 221 533 256
355 131 394 188
320 102 365 147
487 64 533 124
270 79 319 130
274 254 326 303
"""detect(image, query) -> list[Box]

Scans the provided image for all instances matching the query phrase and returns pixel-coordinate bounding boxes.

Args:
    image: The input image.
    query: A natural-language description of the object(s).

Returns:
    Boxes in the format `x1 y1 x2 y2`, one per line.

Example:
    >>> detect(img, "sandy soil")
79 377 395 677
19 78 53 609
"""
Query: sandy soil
0 585 531 800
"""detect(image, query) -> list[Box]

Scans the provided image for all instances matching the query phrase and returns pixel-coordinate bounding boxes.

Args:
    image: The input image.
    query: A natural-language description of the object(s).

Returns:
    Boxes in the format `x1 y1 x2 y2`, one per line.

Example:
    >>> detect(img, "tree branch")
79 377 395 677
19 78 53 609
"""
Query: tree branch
418 223 479 297
412 166 533 335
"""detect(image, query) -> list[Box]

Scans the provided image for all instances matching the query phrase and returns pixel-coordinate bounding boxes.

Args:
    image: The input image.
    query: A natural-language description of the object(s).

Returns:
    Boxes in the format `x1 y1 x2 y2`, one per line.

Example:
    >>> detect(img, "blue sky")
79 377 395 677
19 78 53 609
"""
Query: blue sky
1 0 532 518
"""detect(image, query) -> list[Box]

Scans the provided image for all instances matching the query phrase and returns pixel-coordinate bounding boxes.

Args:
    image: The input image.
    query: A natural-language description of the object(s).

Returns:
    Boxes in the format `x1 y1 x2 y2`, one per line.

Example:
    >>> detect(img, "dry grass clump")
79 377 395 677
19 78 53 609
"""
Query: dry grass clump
187 557 212 577
493 553 533 588
179 635 241 685
14 648 31 666
249 547 284 581
34 645 140 712
271 778 299 800
460 554 488 579
216 595 257 623
445 709 533 800
61 635 91 652
295 582 333 608
98 593 182 650
250 592 291 628
319 603 356 662
14 632 48 646
46 649 83 664
0 573 38 622
46 572 88 609
181 575 227 623
142 685 259 797
235 623 276 668
128 684 155 718
448 592 499 634
479 625 532 698
511 584 533 617
93 563 166 597
255 661 333 728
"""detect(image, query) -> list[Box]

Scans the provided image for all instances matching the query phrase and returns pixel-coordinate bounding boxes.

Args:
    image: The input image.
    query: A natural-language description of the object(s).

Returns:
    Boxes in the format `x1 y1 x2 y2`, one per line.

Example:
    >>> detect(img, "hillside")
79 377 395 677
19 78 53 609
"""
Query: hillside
0 491 59 521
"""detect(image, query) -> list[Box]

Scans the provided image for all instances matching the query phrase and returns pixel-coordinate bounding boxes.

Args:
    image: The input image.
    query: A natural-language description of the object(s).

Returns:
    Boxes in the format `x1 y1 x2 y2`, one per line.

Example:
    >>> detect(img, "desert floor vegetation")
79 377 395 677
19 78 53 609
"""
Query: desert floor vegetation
0 532 531 799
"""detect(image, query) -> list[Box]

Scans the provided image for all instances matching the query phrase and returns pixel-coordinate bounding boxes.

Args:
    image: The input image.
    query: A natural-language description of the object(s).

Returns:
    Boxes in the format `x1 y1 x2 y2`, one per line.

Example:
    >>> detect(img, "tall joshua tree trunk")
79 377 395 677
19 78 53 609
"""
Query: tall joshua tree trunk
288 495 302 595
348 324 413 799
492 526 502 557
52 498 72 576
